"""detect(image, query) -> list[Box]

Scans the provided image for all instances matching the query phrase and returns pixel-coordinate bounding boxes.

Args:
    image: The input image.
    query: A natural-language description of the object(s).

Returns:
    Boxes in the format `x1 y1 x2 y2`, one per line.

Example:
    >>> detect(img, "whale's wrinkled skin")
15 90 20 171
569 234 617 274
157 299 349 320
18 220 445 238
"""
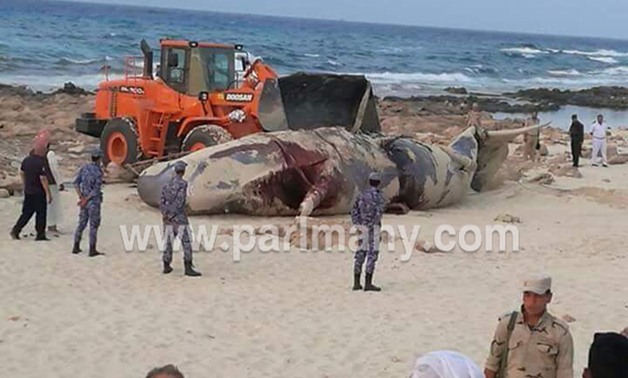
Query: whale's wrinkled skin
137 124 542 216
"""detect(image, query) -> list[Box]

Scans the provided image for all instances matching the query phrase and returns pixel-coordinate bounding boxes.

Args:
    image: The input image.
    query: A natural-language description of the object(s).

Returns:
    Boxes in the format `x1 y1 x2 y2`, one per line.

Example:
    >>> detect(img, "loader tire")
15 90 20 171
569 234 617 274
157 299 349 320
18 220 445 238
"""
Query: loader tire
181 125 233 152
100 117 140 166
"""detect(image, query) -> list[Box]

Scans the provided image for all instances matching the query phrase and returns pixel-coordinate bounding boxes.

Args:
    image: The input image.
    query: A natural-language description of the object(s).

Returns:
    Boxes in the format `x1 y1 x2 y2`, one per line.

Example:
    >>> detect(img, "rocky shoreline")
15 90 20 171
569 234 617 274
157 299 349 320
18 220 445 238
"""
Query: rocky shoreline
6 81 628 112
385 85 628 114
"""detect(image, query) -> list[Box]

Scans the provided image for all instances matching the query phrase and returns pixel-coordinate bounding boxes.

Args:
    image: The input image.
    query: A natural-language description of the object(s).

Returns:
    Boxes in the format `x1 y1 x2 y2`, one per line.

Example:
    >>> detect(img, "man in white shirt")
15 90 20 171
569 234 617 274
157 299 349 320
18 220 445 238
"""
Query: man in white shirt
466 102 482 128
523 112 541 162
589 114 609 167
44 143 64 233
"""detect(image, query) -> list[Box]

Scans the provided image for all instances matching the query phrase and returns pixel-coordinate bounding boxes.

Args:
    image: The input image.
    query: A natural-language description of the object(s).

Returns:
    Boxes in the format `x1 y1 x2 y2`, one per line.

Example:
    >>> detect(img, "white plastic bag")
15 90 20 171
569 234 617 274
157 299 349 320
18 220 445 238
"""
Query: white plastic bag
410 350 483 378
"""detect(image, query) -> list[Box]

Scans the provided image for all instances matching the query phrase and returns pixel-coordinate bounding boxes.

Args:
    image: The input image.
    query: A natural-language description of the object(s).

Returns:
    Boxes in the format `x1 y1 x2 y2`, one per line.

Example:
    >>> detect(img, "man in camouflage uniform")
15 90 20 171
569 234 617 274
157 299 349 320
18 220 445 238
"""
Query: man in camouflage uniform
160 161 200 277
72 147 105 257
351 172 386 292
484 275 574 378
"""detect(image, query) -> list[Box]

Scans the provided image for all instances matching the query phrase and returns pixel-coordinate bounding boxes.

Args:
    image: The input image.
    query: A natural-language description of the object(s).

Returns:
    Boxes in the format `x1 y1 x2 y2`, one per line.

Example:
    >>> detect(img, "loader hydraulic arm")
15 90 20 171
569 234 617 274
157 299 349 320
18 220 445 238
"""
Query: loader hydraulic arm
241 59 280 89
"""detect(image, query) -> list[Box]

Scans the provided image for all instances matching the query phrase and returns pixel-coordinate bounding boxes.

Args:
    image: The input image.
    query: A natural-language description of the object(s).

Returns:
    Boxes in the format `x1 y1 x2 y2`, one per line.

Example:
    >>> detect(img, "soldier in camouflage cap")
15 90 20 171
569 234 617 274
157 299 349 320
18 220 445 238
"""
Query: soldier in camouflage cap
72 146 105 257
351 171 387 291
159 160 200 277
484 275 574 378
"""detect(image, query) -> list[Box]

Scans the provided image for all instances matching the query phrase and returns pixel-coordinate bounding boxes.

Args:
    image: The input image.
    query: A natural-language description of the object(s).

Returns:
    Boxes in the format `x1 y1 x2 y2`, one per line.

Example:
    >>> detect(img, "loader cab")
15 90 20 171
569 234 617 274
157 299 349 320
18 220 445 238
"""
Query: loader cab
158 40 237 96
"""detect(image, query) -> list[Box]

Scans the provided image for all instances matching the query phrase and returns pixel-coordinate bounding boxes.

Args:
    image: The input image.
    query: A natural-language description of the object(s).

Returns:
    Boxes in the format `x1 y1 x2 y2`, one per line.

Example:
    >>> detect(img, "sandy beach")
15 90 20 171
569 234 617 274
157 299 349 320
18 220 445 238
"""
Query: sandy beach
1 86 627 377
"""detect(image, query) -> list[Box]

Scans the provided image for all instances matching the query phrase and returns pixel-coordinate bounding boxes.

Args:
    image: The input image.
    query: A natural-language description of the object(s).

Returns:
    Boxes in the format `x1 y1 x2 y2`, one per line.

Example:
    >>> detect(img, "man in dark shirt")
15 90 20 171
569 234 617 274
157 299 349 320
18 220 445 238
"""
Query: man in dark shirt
582 331 628 378
10 150 52 240
569 114 585 167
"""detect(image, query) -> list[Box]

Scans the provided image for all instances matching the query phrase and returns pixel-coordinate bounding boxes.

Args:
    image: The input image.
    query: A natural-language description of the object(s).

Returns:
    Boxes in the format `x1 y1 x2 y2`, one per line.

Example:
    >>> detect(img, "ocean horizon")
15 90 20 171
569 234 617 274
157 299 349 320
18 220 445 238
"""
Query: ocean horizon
3 0 628 98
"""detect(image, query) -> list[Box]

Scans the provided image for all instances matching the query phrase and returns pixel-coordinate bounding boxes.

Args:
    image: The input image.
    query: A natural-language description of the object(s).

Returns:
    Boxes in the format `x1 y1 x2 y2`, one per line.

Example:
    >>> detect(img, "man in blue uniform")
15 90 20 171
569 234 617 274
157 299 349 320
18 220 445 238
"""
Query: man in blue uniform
351 172 386 291
72 147 104 257
160 161 200 277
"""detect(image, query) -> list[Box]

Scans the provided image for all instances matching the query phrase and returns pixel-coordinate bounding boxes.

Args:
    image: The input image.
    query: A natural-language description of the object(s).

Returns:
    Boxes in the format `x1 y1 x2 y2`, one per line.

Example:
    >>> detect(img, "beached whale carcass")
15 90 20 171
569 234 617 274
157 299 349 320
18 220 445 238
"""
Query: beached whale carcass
136 124 541 216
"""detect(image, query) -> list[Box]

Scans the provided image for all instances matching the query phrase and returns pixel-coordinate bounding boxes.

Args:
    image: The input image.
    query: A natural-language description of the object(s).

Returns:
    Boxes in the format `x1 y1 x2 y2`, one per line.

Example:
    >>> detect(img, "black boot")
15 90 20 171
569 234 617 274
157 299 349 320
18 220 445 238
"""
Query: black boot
88 245 104 257
364 272 381 292
163 261 173 274
72 242 82 254
184 261 201 277
10 228 20 240
352 273 363 290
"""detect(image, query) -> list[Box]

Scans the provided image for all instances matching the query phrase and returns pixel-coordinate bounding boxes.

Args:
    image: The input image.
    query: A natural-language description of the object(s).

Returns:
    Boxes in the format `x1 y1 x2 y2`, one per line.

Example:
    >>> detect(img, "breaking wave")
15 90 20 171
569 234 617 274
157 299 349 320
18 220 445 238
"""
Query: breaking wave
562 49 628 57
56 56 113 65
501 47 548 55
588 56 618 64
501 46 628 67
364 71 476 84
547 69 582 76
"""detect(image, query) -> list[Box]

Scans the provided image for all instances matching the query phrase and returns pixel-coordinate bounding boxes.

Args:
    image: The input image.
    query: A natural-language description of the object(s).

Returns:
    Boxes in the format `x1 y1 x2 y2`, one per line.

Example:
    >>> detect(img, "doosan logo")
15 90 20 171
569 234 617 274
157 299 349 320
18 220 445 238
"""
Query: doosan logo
225 93 253 102
119 86 145 95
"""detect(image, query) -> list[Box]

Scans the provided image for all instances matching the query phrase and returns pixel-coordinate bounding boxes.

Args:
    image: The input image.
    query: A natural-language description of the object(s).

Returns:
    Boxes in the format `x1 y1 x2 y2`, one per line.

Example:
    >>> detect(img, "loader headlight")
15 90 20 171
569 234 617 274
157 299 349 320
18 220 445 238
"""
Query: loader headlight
228 109 246 123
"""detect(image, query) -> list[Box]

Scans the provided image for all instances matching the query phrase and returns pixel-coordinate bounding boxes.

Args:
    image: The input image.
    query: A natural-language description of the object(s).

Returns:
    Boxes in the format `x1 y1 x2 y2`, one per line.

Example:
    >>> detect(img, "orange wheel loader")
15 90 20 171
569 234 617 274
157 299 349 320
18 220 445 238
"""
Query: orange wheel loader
75 38 380 166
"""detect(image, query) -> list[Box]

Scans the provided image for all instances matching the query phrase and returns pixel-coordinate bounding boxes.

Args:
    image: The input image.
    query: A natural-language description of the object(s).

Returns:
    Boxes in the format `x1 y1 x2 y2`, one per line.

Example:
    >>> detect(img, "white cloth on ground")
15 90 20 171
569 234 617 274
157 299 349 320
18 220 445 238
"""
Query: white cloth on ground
409 350 483 378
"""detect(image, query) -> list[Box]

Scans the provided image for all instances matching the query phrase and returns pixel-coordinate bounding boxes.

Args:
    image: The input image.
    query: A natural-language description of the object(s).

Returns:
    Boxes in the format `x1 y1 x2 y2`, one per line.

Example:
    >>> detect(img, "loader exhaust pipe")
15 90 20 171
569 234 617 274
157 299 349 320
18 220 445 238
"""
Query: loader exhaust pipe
140 39 153 79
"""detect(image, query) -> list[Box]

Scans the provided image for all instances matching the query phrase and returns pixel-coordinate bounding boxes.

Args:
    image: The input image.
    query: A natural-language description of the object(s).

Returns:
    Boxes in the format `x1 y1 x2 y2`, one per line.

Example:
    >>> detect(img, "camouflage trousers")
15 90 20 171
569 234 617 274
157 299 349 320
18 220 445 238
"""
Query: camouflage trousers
162 219 193 264
354 226 380 275
74 200 101 249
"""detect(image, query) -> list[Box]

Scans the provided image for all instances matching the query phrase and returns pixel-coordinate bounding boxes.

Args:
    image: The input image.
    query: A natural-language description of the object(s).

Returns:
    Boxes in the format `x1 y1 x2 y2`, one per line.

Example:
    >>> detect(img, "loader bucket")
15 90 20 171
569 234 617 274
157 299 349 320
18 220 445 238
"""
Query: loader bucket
256 77 290 132
257 72 381 134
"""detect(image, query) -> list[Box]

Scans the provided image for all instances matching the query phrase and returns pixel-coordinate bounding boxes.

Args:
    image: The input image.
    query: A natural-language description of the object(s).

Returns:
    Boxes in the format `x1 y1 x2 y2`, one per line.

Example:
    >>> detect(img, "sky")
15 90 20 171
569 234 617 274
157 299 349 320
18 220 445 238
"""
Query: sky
62 0 628 40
